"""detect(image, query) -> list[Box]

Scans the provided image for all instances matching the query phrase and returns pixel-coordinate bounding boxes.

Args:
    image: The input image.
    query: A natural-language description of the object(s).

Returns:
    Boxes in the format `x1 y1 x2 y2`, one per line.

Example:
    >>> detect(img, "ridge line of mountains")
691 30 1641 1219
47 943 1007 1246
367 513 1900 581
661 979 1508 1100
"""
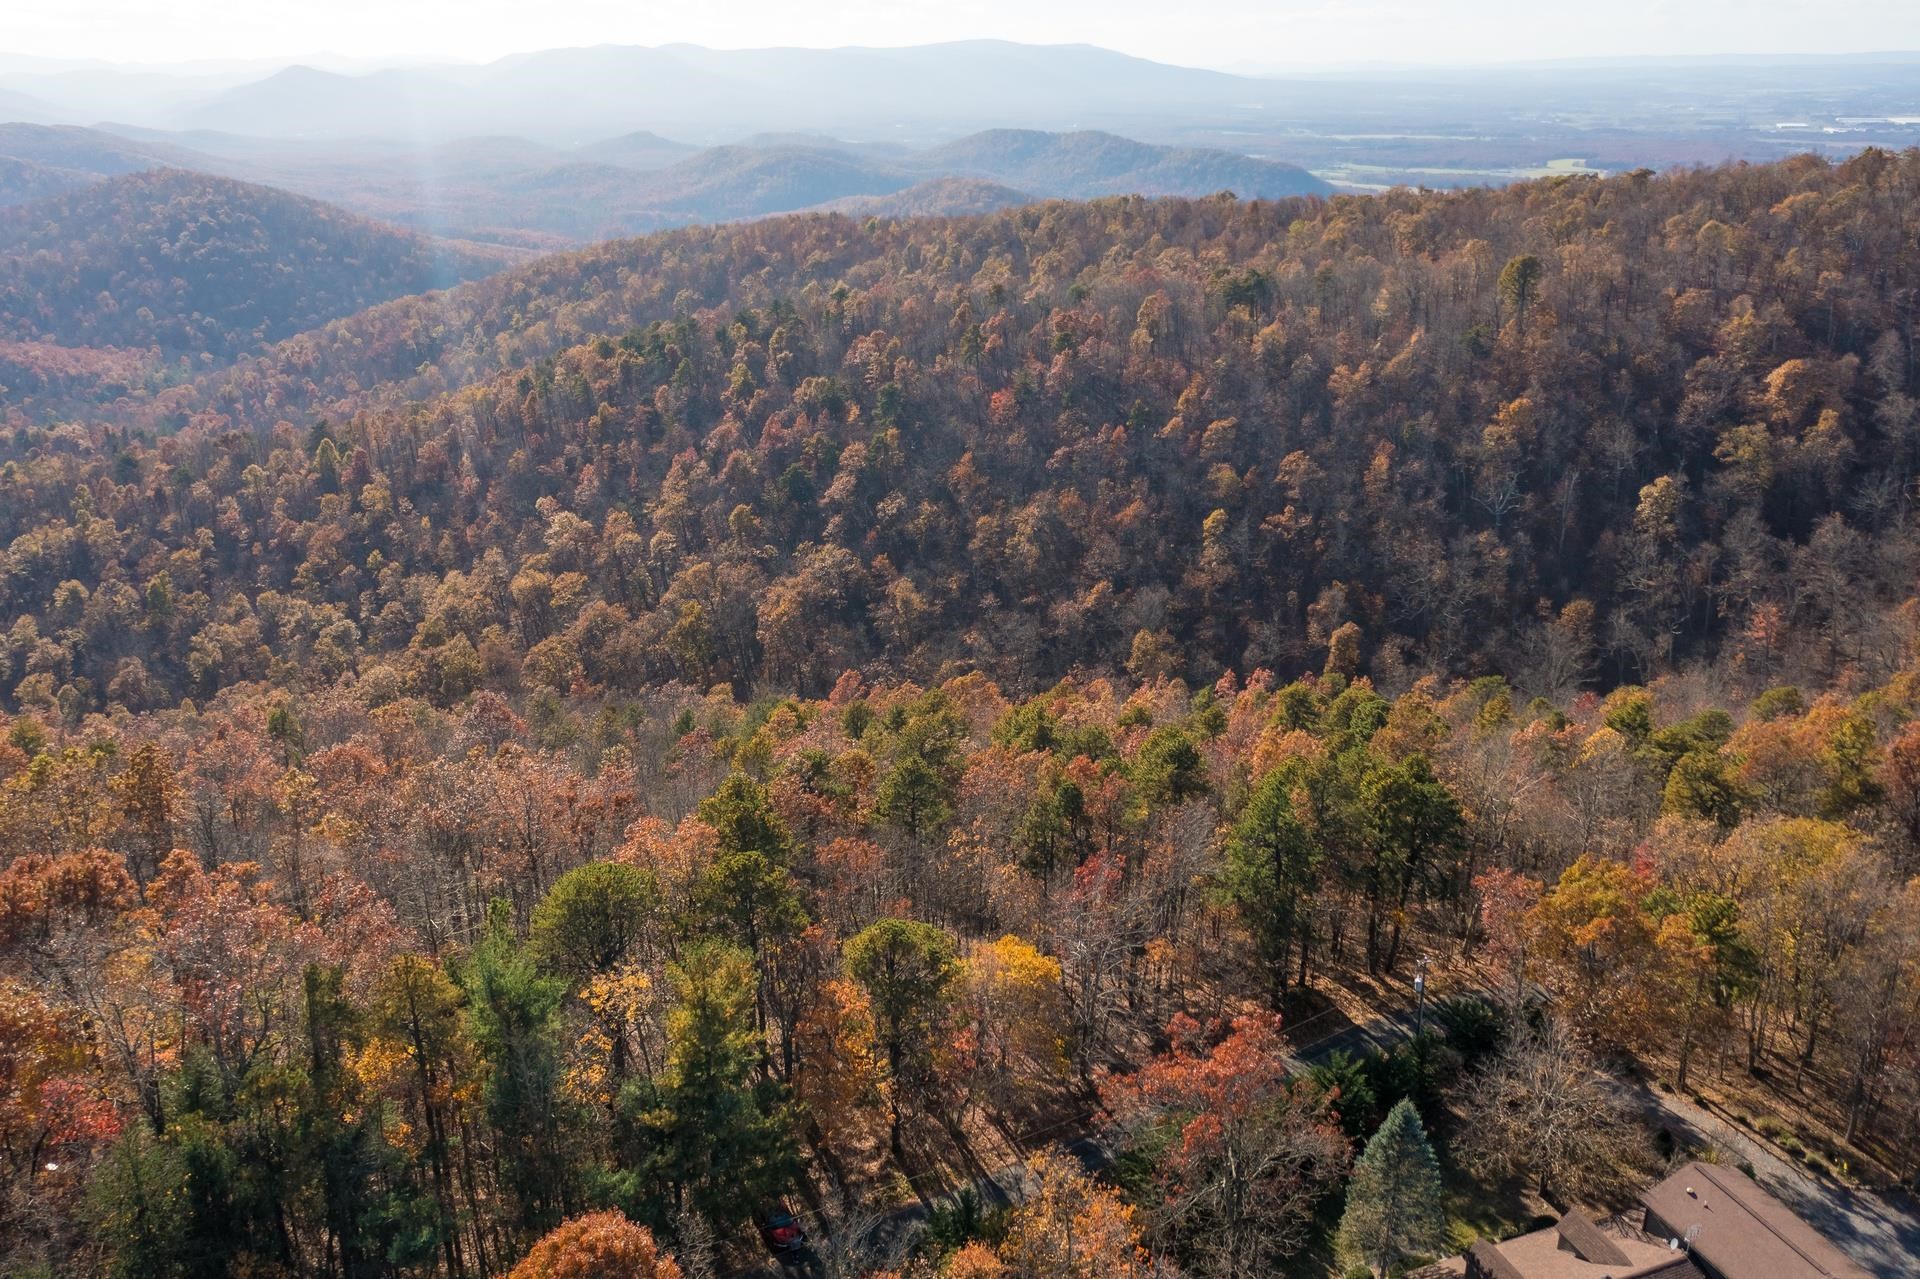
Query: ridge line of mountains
0 41 1266 139
0 121 1329 253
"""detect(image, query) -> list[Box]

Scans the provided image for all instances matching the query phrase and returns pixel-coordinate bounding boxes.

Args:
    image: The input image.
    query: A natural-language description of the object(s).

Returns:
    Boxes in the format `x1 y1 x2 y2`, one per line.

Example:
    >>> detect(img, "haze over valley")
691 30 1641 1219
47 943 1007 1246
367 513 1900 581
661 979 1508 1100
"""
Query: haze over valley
3 41 1918 240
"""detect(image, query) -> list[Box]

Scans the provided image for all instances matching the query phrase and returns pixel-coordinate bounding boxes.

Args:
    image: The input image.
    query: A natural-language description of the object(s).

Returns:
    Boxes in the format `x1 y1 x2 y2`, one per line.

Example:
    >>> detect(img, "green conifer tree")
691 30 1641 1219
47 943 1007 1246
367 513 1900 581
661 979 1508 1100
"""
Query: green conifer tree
1222 763 1321 1006
632 941 799 1231
1335 1098 1447 1278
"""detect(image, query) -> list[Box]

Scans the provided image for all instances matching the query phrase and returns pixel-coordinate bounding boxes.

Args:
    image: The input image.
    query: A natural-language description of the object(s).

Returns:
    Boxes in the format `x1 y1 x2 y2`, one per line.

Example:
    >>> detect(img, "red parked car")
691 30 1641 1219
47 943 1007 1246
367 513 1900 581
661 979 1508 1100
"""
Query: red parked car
758 1208 821 1278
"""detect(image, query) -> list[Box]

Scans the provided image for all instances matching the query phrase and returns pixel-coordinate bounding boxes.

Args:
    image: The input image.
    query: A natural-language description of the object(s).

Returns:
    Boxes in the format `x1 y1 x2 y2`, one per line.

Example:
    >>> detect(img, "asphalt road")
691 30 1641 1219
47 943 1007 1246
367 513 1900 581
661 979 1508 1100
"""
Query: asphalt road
1288 999 1432 1068
729 1135 1111 1278
1283 969 1496 1069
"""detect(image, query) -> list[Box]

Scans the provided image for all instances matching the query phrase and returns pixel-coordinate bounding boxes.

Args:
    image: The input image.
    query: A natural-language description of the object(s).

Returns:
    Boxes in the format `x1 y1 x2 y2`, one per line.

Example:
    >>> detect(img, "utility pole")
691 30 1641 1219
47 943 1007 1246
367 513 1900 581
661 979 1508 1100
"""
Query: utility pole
1412 955 1433 1039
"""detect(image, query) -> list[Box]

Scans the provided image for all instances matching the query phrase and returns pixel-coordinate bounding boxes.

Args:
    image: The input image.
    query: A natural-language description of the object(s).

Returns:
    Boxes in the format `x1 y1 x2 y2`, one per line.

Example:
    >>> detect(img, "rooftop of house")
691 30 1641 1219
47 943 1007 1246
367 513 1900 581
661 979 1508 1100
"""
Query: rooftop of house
1638 1162 1873 1279
1455 1208 1703 1279
1429 1161 1874 1279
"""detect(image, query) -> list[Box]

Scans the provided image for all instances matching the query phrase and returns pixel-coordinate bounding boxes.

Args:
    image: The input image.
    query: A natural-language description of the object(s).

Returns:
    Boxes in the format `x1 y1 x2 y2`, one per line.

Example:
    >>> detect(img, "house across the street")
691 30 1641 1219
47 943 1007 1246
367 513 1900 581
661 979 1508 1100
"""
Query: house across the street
1638 1161 1871 1279
1429 1160 1872 1279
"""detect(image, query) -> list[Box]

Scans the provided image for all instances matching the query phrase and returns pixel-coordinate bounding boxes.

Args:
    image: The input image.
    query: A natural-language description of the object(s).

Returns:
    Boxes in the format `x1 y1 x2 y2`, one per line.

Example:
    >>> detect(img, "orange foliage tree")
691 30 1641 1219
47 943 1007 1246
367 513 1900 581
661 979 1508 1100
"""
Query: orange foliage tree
508 1211 682 1279
1102 1013 1349 1276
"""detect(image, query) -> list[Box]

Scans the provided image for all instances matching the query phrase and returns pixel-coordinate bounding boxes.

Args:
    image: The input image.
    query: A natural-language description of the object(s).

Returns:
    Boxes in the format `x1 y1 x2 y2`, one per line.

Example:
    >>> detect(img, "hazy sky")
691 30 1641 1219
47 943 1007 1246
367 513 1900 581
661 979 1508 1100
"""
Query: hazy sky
10 0 1920 71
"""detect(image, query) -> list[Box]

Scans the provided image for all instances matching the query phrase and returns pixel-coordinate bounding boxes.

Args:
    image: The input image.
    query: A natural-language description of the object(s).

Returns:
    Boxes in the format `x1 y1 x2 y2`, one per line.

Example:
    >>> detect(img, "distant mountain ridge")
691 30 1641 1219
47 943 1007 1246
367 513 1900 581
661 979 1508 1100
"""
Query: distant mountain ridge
162 41 1262 140
0 87 62 125
574 130 702 170
920 129 1324 198
5 39 1919 210
811 177 1035 218
0 123 195 186
0 121 1327 248
0 156 95 207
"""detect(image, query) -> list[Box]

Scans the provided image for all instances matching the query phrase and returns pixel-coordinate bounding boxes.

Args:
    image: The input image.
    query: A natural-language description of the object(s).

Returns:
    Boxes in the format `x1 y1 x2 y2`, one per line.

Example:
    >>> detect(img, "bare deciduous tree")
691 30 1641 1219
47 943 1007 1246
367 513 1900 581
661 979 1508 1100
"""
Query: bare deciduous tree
1455 1017 1648 1206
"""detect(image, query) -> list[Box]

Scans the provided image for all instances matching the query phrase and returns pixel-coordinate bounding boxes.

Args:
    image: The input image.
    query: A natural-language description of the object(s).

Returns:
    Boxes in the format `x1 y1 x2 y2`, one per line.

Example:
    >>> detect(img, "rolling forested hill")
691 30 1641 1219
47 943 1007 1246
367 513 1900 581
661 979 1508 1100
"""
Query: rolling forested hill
0 169 507 362
573 129 703 169
0 121 195 189
919 127 1327 196
0 154 97 206
0 149 1914 715
515 129 1327 233
812 175 1034 217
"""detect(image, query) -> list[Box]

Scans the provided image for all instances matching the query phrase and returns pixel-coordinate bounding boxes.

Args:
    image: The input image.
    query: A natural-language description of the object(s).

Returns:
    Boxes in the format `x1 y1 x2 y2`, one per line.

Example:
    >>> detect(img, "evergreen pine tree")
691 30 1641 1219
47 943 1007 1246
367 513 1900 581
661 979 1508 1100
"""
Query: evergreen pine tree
467 899 574 1234
1335 1098 1447 1278
1222 763 1320 1006
645 941 799 1231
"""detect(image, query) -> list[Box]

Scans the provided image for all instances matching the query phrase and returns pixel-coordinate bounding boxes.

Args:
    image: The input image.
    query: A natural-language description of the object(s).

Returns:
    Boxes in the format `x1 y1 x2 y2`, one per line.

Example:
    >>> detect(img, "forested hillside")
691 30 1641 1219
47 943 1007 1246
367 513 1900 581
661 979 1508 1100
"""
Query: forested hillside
3 150 1920 1279
6 640 1920 1276
0 155 94 208
0 124 188 193
4 150 1916 715
0 169 506 362
918 128 1328 197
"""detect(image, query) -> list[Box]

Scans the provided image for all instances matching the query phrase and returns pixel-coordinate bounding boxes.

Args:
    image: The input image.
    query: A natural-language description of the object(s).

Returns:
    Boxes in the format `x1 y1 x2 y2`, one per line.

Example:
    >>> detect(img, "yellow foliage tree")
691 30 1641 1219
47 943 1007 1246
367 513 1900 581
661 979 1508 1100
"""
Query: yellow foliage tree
997 1148 1149 1279
969 935 1069 1094
792 977 889 1157
1525 854 1672 1050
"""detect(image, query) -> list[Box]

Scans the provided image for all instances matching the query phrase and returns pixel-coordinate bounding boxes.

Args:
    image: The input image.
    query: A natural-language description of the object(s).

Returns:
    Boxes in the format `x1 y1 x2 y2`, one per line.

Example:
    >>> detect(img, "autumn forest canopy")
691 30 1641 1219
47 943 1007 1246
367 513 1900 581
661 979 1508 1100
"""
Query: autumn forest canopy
3 147 1920 1279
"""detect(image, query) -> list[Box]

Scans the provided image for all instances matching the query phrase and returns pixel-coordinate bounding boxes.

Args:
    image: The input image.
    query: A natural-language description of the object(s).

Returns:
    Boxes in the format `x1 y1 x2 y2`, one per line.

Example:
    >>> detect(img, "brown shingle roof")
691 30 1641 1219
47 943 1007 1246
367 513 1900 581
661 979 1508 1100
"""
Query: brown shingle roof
1469 1239 1528 1279
1467 1220 1704 1279
1556 1209 1633 1266
1638 1162 1873 1279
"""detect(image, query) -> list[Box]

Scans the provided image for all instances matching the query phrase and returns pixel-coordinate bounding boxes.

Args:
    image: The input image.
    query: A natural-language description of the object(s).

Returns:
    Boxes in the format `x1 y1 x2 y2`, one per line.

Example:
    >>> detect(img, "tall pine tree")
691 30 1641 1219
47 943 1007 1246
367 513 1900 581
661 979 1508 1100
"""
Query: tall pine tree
1222 763 1320 1006
466 900 575 1237
667 942 796 1224
1335 1098 1446 1278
